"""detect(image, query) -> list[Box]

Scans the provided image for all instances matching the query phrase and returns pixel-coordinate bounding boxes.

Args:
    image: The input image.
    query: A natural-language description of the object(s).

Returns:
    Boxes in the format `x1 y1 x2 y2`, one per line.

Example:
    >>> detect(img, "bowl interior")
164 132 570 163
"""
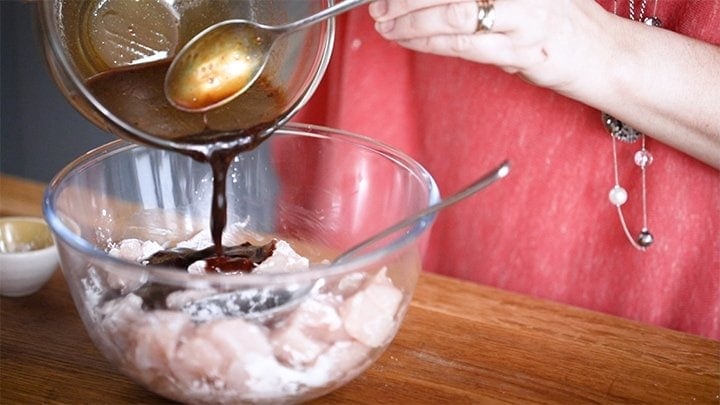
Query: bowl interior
0 218 54 254
36 0 334 149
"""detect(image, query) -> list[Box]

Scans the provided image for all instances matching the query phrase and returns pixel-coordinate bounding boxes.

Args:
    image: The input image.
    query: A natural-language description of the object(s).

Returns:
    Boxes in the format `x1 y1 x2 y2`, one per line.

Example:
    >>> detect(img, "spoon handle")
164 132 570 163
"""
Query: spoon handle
281 0 374 33
334 160 511 264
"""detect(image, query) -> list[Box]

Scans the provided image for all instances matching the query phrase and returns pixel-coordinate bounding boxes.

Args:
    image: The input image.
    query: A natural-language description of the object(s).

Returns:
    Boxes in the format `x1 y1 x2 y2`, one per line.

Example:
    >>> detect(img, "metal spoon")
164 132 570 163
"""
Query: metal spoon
182 160 511 321
332 160 511 264
165 0 372 113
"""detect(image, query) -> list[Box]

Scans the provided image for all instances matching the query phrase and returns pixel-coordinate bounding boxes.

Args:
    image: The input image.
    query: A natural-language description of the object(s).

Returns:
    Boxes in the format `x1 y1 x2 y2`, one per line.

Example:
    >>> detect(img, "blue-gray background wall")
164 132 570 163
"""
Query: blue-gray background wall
1 0 114 183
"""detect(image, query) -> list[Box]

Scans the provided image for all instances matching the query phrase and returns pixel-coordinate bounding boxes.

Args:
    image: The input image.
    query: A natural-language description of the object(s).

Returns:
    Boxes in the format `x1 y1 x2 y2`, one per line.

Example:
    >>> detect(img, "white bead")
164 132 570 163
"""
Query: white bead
609 185 628 206
634 149 653 168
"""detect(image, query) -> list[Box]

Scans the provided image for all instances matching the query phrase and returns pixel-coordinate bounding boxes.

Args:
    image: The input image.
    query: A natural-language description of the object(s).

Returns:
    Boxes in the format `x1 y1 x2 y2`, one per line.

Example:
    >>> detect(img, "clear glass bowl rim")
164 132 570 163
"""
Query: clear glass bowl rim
43 123 441 287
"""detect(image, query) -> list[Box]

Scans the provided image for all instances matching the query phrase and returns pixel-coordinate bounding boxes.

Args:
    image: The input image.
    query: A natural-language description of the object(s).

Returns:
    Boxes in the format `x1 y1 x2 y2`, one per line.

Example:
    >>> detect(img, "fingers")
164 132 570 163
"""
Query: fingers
395 33 544 71
372 0 517 39
368 0 535 69
374 2 477 38
370 0 472 22
365 0 596 89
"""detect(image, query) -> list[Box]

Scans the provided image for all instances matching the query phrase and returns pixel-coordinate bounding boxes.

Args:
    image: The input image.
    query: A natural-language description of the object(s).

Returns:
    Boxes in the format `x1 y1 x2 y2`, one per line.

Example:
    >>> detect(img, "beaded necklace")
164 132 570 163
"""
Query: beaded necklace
603 0 662 251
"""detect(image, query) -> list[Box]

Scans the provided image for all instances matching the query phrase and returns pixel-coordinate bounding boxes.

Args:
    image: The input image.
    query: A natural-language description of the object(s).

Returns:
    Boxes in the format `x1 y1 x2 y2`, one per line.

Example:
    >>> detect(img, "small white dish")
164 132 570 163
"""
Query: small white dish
0 216 59 297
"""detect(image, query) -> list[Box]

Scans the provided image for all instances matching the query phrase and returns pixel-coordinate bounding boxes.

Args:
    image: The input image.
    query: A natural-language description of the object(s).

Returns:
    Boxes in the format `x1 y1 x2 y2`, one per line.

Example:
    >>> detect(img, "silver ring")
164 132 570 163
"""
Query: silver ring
476 0 496 33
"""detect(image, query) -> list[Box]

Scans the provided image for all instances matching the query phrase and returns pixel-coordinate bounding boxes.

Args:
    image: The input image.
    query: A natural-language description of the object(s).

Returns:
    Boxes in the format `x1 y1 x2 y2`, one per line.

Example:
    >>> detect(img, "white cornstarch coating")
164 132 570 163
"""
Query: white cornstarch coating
87 227 405 403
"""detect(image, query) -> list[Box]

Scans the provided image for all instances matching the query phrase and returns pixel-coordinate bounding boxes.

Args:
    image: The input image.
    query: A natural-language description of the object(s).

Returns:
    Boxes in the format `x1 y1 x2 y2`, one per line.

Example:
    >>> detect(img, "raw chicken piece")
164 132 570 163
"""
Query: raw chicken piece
271 295 348 368
336 272 367 297
313 340 373 383
201 318 274 358
121 319 194 404
99 293 144 351
130 310 192 375
173 333 228 391
109 238 163 262
272 326 328 369
291 295 347 343
187 260 208 275
253 241 309 274
199 319 276 393
340 269 403 348
176 230 213 251
107 239 162 292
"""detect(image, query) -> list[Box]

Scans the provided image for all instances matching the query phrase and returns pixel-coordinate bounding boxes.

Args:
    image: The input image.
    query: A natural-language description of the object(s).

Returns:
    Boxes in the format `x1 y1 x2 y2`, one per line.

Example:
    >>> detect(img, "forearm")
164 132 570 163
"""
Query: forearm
565 16 720 169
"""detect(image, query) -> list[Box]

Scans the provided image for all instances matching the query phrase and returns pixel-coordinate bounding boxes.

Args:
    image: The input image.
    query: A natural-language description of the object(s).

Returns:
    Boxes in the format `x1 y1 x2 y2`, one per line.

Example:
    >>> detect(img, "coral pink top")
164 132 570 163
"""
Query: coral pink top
293 0 720 339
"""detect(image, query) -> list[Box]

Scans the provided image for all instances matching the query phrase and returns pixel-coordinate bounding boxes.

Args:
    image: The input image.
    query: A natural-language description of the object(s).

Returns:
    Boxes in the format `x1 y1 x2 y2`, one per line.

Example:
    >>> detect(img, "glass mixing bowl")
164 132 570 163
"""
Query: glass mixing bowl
43 124 440 403
35 0 335 153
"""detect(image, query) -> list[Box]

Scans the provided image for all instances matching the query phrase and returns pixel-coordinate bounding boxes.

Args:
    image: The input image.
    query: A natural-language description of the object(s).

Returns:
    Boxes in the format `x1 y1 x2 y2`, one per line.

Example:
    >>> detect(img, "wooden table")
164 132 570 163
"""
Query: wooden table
1 174 718 403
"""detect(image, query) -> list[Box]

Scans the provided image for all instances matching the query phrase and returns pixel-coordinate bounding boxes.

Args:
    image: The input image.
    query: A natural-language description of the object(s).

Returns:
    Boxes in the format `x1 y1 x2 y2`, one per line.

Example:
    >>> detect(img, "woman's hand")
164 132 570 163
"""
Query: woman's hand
368 0 720 168
369 0 612 93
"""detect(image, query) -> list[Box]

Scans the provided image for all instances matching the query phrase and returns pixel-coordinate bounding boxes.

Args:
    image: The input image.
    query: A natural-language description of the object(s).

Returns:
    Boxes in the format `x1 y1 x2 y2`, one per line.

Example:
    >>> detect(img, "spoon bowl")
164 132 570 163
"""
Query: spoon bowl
164 21 274 112
165 0 371 112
